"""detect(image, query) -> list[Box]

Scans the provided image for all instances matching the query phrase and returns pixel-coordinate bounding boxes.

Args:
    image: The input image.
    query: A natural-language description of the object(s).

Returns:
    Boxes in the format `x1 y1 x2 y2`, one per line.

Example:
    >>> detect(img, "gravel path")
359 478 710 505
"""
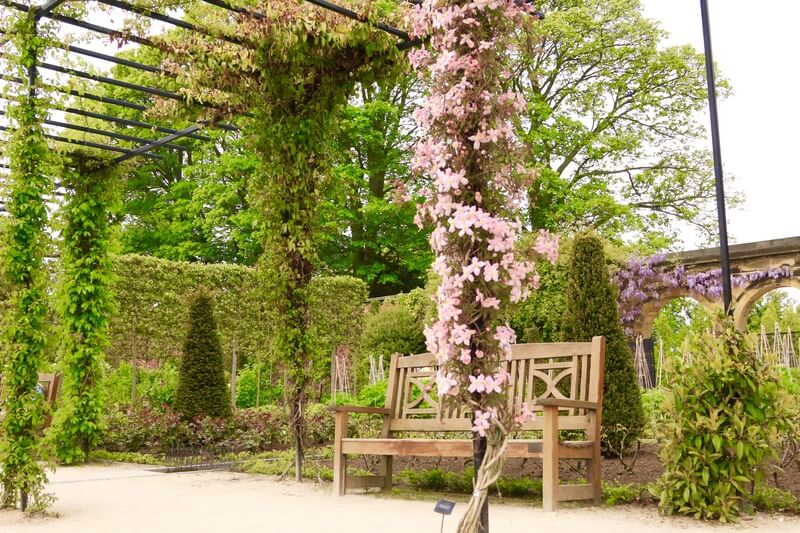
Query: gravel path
0 463 798 532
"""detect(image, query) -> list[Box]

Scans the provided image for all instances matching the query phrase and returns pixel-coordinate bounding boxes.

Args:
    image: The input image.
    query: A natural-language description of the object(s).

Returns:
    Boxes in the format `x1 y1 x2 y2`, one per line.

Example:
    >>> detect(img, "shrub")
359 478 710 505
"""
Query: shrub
655 315 794 522
561 233 644 453
751 487 800 514
235 364 282 408
358 304 425 387
641 388 666 439
174 293 231 420
103 360 179 410
100 404 336 454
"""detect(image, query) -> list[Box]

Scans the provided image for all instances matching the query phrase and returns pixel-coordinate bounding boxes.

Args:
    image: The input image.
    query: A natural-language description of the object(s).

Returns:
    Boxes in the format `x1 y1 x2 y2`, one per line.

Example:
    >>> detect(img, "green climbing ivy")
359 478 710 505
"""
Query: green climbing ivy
49 157 119 464
0 11 54 511
146 0 405 480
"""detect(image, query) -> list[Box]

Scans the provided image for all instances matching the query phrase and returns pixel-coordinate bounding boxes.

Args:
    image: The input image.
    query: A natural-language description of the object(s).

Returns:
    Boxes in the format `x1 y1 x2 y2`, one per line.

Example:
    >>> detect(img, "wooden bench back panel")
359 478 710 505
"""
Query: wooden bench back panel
385 337 604 433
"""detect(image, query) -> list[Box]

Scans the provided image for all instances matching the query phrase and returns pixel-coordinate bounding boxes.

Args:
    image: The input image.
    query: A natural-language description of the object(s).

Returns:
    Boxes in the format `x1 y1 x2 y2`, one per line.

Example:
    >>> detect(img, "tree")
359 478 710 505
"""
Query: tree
319 76 431 296
513 0 737 247
174 292 231 420
561 233 644 453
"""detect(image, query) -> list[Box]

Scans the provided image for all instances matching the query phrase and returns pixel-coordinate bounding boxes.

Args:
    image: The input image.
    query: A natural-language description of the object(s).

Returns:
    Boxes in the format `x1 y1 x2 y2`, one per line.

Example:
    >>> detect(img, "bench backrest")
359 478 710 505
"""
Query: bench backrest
384 337 605 433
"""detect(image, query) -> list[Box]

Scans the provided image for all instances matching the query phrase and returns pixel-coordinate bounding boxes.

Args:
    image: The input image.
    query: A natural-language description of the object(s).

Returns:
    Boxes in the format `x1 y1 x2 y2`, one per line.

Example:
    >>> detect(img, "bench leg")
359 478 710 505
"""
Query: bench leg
382 455 393 492
542 405 559 512
587 412 602 505
333 411 348 496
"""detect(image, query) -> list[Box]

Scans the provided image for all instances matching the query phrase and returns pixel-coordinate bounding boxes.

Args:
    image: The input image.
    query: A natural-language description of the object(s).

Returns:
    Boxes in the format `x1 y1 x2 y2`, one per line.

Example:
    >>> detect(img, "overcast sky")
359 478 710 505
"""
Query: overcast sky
641 0 800 252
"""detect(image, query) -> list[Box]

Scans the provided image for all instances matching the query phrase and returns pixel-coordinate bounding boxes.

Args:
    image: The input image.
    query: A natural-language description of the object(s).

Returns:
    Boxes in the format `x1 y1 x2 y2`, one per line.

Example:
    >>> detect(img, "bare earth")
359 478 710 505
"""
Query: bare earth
0 464 798 533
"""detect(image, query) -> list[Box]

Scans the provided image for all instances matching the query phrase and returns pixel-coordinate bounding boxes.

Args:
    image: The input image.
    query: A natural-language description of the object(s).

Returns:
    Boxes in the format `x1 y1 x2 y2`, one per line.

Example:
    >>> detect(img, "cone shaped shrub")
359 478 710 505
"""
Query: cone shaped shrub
175 292 231 420
561 233 644 453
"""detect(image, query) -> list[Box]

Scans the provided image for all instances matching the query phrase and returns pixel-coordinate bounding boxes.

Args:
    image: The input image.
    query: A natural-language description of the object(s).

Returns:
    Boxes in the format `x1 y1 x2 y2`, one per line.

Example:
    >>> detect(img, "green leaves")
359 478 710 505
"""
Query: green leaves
655 314 794 522
49 160 117 465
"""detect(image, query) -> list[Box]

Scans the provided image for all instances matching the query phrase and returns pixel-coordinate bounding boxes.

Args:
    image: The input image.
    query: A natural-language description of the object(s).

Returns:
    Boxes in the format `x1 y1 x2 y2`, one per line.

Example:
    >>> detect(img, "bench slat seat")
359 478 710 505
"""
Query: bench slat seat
341 438 596 459
331 336 606 512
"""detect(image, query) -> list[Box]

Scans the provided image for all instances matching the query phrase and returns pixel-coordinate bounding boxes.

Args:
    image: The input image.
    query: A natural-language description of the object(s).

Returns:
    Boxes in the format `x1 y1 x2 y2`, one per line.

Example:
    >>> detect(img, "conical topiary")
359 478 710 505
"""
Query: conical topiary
174 292 231 420
561 233 644 454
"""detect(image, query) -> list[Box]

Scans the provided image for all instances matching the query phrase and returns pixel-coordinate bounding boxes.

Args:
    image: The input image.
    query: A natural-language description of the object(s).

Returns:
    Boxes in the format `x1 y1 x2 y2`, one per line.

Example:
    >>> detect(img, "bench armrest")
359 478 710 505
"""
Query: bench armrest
535 398 599 411
327 405 391 415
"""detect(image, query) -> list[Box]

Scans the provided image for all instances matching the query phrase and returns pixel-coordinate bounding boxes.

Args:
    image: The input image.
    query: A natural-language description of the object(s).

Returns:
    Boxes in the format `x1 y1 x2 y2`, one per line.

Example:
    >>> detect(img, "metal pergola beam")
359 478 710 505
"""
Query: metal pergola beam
0 109 187 150
0 0 416 168
0 125 163 158
112 124 201 164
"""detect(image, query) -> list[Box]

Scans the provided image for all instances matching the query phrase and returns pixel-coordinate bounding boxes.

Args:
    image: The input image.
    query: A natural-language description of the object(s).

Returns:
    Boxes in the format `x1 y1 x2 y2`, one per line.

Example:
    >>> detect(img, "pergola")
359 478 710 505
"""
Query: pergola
0 0 421 172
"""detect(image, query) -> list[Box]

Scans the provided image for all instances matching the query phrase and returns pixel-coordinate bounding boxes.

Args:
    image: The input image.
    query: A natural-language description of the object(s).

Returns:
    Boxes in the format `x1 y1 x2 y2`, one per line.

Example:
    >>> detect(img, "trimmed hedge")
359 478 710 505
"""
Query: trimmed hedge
106 255 367 401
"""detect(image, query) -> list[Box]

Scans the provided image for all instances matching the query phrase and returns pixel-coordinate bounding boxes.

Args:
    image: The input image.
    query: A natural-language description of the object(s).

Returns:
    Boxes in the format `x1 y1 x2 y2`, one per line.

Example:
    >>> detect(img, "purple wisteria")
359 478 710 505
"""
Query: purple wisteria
613 254 793 335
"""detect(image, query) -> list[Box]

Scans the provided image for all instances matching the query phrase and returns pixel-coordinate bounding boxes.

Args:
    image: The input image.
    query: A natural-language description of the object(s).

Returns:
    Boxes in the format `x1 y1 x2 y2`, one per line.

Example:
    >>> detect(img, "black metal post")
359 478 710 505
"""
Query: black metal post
700 0 733 313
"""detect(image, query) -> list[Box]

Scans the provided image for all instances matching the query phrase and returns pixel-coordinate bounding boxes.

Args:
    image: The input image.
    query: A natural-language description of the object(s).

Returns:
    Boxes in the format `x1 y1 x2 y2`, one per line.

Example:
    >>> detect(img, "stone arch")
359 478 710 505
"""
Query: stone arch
635 287 719 338
732 276 800 331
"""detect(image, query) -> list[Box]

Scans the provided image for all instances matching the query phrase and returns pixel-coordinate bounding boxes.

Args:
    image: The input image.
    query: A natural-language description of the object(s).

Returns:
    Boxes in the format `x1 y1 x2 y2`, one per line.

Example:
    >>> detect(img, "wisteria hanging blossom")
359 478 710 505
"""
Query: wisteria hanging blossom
613 253 793 335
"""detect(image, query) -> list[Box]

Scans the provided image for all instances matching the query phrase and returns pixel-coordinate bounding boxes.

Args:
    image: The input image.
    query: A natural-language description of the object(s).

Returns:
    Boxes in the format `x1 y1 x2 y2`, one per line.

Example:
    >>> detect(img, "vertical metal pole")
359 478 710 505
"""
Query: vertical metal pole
700 0 733 313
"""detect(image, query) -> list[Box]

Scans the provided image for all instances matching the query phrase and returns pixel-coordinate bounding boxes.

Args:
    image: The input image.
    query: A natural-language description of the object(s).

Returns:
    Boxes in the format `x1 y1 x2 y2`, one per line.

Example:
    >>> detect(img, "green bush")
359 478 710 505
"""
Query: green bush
358 304 425 387
235 364 282 408
174 293 231 420
655 316 794 522
356 380 388 408
103 360 179 410
561 233 644 454
751 487 800 513
641 388 666 439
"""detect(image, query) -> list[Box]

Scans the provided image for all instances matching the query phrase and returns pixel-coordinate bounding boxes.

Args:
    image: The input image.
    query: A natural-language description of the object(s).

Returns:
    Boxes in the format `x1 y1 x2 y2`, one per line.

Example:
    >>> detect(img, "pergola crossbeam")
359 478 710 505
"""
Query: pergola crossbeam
0 124 163 158
112 123 201 163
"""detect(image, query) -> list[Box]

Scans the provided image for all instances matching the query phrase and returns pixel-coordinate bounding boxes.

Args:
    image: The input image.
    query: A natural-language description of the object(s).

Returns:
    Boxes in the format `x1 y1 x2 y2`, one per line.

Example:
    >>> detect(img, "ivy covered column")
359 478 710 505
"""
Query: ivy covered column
0 11 53 511
49 157 118 464
155 0 403 482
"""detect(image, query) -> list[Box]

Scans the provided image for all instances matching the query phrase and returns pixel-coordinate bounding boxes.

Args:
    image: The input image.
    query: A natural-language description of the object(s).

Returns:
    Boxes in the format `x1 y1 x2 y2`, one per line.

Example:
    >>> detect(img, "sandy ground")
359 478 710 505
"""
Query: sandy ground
0 464 799 533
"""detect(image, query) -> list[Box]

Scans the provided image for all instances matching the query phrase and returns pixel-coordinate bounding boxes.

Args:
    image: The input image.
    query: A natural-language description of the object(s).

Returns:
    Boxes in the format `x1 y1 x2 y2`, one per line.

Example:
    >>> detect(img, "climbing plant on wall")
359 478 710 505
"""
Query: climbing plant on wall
408 2 550 531
0 10 54 511
49 156 119 464
140 0 404 480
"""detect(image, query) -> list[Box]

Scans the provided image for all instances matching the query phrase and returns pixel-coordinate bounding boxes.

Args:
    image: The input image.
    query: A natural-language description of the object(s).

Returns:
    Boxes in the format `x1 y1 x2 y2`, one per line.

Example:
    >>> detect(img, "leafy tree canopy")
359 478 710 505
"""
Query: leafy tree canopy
514 0 738 248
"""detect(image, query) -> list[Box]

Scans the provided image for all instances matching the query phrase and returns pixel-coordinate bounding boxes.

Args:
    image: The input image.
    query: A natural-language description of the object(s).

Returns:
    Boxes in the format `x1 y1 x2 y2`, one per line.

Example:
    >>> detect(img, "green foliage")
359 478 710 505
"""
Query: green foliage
751 487 800 514
354 381 388 408
359 303 426 387
174 293 231 420
103 360 179 410
517 0 735 245
155 0 405 479
235 364 282 408
50 158 118 465
0 11 53 511
509 256 566 342
652 298 712 372
746 291 800 333
655 316 794 522
319 77 432 297
640 388 666 440
89 450 163 466
399 467 543 499
561 233 644 453
601 482 651 506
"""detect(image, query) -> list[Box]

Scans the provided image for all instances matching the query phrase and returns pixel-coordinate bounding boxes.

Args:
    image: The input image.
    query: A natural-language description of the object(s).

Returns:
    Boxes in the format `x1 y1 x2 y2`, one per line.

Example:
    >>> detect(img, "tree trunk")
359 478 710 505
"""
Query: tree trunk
473 433 489 532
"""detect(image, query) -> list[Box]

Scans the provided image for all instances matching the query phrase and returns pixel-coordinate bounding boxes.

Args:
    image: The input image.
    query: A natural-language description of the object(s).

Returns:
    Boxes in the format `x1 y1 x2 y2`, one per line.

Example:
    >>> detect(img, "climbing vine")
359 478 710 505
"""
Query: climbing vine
145 0 404 480
614 253 793 335
49 157 118 464
409 2 549 530
0 10 54 511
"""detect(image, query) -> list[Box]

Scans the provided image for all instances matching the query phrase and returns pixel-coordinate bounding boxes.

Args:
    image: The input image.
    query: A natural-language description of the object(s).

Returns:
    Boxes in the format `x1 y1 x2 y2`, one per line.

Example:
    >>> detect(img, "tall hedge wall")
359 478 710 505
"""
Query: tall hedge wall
107 255 367 382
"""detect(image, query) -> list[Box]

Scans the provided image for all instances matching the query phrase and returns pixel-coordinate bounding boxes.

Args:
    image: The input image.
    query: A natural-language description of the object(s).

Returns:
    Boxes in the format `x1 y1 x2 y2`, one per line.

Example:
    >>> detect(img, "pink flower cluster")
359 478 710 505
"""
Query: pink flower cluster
409 0 548 438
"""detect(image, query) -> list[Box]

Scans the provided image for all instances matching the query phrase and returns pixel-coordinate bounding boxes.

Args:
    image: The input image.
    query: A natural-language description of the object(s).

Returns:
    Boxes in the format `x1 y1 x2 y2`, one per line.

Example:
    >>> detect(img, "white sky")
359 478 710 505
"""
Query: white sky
641 0 800 251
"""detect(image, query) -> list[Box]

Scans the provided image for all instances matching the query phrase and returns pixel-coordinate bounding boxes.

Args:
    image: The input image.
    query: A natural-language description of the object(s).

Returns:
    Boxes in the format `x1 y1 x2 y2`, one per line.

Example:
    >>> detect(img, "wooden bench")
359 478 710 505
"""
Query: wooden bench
330 337 605 511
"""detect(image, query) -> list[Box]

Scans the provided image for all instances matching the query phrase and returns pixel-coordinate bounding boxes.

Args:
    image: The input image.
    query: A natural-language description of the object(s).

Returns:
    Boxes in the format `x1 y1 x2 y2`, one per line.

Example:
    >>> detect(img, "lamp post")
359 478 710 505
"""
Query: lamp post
700 0 733 312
